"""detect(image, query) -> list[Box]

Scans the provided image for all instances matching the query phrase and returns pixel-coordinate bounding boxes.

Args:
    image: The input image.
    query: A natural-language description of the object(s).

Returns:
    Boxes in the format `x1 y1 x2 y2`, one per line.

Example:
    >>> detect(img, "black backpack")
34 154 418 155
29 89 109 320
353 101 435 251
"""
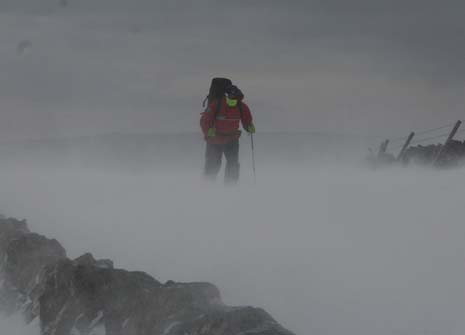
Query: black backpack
203 77 232 107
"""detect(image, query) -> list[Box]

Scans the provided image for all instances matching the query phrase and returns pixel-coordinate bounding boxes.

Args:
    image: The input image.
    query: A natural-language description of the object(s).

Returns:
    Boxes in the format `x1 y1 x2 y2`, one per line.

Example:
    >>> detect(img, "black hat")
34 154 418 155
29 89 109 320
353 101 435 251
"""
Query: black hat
225 85 244 99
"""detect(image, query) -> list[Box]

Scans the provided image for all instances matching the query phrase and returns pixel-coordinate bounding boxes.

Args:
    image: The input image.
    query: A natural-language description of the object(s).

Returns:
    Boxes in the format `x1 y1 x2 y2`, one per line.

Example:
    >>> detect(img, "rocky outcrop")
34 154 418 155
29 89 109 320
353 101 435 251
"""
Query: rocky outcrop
402 139 465 167
368 139 465 169
0 216 294 335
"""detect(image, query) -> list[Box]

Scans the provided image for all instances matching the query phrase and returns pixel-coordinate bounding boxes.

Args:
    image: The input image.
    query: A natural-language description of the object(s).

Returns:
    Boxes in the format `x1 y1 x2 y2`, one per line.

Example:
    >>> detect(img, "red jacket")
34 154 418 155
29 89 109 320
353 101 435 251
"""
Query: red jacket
200 97 253 145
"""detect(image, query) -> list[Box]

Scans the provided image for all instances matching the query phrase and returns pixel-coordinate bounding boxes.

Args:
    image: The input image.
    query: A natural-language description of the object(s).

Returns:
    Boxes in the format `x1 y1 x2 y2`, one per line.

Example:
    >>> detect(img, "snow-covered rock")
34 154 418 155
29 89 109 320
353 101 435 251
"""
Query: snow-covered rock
0 216 294 335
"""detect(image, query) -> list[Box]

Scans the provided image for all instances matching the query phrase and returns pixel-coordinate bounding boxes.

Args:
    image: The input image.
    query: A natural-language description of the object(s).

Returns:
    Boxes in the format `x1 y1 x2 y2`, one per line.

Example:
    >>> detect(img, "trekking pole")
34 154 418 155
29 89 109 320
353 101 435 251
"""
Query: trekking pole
250 133 256 182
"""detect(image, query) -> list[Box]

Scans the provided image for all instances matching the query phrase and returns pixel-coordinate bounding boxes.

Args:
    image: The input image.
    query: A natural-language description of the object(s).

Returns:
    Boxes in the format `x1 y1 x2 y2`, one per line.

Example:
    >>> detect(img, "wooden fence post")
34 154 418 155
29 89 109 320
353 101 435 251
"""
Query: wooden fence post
434 120 462 165
377 139 389 158
397 132 415 161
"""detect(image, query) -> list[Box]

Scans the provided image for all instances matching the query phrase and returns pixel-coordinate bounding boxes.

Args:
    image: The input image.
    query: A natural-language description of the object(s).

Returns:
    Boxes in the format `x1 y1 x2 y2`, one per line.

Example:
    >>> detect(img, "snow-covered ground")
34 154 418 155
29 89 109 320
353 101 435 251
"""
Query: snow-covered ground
1 137 465 335
0 314 39 335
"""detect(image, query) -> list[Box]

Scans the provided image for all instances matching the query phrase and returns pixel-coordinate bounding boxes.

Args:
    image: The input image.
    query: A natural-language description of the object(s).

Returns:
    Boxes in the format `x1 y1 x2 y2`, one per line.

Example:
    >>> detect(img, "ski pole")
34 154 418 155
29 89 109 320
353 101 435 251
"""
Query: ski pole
250 133 256 182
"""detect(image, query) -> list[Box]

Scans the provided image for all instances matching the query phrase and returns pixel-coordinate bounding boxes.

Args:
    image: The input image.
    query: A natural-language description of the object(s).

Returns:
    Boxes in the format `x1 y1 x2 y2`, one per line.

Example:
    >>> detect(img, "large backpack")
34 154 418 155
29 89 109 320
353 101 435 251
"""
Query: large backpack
203 77 232 107
202 78 243 129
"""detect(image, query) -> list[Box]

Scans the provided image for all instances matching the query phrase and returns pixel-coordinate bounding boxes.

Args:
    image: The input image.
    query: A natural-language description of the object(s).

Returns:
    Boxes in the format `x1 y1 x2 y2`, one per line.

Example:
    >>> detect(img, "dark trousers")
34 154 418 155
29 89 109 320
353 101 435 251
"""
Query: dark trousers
204 140 240 184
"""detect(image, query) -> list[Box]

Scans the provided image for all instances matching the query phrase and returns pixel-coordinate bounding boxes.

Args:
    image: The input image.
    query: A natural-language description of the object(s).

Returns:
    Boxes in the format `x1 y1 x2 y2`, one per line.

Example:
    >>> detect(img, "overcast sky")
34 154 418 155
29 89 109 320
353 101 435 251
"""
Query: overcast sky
1 0 465 140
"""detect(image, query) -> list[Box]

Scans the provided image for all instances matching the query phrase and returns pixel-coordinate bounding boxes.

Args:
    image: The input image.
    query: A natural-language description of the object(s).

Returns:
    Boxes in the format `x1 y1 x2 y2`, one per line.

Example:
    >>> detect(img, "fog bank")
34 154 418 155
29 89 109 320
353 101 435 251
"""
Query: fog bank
1 139 464 335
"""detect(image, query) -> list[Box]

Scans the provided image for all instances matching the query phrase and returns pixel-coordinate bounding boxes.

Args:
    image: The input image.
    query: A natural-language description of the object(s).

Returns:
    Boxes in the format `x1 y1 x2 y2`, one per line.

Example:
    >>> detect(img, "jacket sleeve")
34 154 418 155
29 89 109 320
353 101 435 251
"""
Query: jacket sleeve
240 102 253 129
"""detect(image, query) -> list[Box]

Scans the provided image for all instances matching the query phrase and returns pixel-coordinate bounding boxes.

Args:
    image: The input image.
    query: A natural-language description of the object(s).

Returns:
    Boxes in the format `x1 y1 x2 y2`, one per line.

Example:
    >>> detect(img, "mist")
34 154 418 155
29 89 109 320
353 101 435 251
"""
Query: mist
2 1 465 334
1 0 465 140
1 135 465 335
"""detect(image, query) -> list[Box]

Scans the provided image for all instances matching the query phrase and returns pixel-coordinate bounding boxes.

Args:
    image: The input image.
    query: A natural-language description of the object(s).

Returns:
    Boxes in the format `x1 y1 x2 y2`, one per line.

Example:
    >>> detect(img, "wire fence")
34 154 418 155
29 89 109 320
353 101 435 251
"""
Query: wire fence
383 121 462 151
409 132 452 146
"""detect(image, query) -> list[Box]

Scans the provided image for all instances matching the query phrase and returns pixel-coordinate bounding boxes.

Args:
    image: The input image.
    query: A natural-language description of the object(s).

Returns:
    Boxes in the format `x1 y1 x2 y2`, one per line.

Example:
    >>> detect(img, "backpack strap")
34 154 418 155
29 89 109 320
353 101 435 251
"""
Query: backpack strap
211 97 222 128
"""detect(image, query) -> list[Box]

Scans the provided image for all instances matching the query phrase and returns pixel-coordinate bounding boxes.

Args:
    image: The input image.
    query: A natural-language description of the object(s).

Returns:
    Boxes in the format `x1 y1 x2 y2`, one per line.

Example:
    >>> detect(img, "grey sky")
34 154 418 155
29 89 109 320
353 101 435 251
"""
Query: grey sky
1 0 465 140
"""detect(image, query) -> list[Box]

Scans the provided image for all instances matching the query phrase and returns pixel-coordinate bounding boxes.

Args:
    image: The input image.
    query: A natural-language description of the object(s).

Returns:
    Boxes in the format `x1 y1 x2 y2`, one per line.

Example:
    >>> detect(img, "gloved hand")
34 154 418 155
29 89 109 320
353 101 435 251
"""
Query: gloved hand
246 124 256 134
207 127 216 137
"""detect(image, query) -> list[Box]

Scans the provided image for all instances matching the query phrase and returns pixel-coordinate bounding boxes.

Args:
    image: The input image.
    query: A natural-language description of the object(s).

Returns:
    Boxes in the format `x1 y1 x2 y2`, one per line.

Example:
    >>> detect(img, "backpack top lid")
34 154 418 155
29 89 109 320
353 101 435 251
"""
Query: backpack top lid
208 78 232 103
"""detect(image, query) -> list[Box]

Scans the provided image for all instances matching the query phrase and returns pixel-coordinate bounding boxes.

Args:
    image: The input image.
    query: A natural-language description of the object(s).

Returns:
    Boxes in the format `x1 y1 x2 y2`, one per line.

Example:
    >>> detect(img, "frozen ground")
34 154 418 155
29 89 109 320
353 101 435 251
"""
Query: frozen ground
0 314 39 334
1 134 465 335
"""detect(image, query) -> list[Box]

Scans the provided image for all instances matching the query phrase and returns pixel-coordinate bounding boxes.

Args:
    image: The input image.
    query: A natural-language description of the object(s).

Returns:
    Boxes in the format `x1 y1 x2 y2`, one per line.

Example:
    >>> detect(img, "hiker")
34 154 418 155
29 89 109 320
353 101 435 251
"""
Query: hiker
200 84 255 184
